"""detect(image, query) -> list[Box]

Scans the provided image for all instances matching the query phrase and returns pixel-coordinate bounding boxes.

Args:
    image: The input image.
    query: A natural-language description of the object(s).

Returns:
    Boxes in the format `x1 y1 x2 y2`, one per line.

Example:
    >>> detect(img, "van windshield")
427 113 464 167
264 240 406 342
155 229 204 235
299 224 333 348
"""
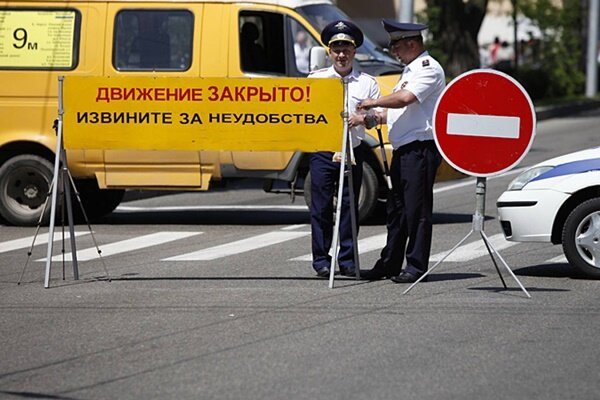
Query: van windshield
296 4 402 76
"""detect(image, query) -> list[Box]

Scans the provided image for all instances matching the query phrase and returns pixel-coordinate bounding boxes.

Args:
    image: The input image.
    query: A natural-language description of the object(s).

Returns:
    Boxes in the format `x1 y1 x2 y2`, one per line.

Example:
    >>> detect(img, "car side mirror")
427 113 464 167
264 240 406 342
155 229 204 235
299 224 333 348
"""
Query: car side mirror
309 46 328 72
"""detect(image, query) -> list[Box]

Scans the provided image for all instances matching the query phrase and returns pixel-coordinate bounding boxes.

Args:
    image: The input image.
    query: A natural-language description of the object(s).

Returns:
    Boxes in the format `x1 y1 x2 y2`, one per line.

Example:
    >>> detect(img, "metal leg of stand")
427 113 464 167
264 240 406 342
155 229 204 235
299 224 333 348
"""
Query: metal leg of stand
346 147 360 280
480 230 531 298
61 149 79 280
65 166 111 281
480 231 507 289
18 180 55 285
403 229 474 294
44 145 63 288
328 79 350 289
60 174 66 280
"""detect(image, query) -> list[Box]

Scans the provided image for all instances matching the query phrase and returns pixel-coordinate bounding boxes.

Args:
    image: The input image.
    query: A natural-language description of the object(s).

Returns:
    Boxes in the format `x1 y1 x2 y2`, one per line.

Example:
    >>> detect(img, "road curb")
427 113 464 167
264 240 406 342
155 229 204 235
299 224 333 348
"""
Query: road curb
536 99 600 121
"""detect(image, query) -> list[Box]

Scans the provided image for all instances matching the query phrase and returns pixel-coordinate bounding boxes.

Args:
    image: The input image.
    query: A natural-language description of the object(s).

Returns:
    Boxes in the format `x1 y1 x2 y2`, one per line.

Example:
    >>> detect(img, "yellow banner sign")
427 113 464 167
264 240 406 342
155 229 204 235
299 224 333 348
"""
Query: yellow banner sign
62 76 345 152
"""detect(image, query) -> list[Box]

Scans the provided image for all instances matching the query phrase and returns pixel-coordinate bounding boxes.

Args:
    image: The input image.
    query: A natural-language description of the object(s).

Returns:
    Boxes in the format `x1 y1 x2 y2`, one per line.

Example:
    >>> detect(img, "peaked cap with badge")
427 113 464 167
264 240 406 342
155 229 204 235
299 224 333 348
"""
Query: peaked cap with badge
382 19 428 43
320 20 364 48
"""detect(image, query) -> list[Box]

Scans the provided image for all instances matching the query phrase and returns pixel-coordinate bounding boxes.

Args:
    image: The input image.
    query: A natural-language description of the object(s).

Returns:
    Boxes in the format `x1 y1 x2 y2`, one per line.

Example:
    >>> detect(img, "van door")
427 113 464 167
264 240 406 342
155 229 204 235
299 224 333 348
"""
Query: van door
101 4 205 189
224 6 319 174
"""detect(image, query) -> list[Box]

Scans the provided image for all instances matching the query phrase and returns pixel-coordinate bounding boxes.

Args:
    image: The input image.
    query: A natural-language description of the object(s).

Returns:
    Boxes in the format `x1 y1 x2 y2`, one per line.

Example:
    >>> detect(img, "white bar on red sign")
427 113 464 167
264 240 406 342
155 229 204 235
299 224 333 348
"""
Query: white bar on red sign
447 113 520 139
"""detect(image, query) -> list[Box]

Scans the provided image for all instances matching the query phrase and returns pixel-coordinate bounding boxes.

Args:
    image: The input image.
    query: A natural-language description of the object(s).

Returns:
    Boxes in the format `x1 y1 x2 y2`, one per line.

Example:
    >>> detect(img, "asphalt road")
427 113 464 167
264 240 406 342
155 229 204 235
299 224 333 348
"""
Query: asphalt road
1 108 599 400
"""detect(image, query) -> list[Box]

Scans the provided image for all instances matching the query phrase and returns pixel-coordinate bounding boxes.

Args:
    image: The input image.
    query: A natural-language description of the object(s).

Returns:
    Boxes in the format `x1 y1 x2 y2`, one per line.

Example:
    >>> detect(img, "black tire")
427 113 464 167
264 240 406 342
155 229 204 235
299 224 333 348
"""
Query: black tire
303 161 379 223
75 179 125 221
562 198 600 278
0 155 55 226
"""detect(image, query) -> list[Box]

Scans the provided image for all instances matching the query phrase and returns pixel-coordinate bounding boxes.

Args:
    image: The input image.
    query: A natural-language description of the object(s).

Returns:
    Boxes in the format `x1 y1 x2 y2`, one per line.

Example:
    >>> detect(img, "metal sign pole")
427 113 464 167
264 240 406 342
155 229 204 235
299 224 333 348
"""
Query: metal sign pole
329 79 358 288
403 177 531 298
43 76 79 288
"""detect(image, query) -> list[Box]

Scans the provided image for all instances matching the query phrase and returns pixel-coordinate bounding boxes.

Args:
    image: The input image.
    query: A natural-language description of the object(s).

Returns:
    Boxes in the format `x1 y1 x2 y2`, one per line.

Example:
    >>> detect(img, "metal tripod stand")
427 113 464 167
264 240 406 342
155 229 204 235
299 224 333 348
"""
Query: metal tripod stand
18 76 109 288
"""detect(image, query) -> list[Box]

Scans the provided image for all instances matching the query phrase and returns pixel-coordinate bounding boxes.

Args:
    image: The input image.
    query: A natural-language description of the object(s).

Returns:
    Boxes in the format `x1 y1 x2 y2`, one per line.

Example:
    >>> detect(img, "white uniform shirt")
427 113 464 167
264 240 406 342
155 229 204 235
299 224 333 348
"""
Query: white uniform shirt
387 51 445 149
310 66 381 148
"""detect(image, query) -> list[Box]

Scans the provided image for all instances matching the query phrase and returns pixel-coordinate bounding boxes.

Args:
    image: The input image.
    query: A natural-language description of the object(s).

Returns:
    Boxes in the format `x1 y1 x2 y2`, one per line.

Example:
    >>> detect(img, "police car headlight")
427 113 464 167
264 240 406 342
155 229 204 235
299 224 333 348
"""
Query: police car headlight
508 166 553 190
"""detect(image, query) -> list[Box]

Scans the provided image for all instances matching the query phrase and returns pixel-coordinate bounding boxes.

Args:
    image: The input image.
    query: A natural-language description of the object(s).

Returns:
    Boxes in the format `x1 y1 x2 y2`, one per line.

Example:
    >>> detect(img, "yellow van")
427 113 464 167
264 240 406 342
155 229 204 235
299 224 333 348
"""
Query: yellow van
0 0 454 226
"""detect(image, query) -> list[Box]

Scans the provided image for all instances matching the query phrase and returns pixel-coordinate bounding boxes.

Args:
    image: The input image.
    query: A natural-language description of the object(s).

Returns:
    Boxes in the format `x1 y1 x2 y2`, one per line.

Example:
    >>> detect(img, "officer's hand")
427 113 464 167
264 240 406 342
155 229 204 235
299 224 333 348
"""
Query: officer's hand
357 99 376 111
348 113 363 128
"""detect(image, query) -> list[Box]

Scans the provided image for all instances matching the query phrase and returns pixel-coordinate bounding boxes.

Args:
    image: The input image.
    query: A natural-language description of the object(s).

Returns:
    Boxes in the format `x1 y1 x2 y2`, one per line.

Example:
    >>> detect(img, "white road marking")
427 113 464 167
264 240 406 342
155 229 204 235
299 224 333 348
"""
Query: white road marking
116 205 308 212
281 224 309 231
447 113 520 139
0 232 90 254
163 231 310 261
547 254 568 263
37 232 202 262
433 166 526 194
290 233 387 261
429 233 518 262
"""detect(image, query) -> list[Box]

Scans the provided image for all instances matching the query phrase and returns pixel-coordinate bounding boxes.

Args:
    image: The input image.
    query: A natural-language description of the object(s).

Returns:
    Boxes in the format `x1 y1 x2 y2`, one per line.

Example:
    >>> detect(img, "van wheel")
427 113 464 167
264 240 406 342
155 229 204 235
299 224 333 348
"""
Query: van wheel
303 161 379 223
75 180 125 220
0 155 53 226
561 198 600 278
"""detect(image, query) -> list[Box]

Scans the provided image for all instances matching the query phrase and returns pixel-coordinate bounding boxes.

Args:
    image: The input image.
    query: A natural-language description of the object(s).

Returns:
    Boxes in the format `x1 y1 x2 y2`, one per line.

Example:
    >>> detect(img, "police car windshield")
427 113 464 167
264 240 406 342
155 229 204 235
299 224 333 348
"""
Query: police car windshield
296 4 401 70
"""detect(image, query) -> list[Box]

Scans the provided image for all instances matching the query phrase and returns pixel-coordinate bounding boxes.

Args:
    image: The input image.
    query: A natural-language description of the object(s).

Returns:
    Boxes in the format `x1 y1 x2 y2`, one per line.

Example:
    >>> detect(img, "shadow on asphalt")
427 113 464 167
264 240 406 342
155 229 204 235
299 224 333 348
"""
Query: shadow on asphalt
469 287 570 293
515 262 598 281
0 391 78 400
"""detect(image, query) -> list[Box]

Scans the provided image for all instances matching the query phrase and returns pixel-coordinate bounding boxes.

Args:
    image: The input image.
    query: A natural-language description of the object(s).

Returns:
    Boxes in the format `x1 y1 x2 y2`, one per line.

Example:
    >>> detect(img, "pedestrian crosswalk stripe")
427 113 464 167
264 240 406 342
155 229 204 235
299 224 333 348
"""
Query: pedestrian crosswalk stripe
13 229 566 265
36 232 202 262
281 224 309 231
0 232 90 254
163 231 309 261
429 233 518 262
547 254 567 263
289 233 387 261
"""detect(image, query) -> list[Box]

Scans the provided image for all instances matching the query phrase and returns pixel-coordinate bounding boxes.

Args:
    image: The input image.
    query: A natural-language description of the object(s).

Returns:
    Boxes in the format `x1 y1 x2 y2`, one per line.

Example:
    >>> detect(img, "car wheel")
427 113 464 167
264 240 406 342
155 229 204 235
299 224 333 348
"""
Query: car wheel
303 161 379 223
0 155 54 226
562 198 600 278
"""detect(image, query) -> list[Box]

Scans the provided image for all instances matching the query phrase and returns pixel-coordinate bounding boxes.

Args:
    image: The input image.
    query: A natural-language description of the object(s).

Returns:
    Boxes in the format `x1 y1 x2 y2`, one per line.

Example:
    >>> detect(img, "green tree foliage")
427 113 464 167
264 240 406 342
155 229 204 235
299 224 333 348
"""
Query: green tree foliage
419 0 489 78
518 0 585 98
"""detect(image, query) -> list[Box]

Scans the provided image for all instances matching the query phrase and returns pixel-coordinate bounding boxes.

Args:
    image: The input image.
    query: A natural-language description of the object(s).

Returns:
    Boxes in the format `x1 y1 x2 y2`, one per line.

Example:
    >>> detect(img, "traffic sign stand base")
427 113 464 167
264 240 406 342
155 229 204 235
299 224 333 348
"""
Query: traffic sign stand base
402 177 531 298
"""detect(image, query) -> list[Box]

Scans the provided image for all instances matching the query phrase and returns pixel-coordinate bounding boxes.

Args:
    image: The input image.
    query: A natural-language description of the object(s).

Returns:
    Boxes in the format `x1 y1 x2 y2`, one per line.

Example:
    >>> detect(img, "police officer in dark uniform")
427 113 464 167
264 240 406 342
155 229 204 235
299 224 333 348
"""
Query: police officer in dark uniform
357 20 445 283
308 20 381 277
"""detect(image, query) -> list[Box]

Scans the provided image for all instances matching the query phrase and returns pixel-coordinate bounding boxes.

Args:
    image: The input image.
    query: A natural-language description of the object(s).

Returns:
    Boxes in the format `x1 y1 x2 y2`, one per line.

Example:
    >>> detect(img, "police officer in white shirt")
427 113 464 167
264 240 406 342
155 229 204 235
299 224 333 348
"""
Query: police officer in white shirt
358 20 445 283
308 20 381 278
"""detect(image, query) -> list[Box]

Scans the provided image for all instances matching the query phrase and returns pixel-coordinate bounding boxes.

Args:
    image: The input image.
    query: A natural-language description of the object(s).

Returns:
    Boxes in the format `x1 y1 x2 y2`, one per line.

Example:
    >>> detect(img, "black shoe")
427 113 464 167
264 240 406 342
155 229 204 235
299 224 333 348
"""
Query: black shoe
360 267 390 281
390 271 426 284
315 267 330 278
339 267 357 277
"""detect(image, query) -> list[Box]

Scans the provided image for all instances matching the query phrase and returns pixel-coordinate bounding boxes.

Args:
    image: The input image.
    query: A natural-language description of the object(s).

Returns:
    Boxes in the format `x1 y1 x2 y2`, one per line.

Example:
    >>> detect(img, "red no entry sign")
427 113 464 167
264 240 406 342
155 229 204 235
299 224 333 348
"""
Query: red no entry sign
433 69 536 177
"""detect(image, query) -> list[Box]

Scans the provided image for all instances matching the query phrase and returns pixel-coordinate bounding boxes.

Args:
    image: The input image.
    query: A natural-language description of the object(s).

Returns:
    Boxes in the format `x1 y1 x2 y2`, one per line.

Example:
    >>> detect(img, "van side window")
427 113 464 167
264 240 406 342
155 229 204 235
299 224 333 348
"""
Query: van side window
114 10 193 71
239 12 285 75
289 19 319 75
0 9 81 70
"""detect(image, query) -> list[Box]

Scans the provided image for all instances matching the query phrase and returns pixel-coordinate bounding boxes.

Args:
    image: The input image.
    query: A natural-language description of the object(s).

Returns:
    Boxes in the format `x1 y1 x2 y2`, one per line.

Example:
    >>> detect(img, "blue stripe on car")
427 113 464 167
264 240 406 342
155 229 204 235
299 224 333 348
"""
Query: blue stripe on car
531 158 600 182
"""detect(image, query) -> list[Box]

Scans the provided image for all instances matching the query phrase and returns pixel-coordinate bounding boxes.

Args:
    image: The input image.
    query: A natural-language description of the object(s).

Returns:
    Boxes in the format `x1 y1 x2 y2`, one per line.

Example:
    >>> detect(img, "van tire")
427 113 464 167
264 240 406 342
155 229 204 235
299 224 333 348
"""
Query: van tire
75 180 125 220
0 154 54 226
303 161 379 223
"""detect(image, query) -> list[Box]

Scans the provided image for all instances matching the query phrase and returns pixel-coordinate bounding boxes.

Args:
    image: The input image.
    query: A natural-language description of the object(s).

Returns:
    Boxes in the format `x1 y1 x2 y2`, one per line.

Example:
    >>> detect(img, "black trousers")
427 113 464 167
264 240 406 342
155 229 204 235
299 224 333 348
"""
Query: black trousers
375 140 441 276
309 145 364 272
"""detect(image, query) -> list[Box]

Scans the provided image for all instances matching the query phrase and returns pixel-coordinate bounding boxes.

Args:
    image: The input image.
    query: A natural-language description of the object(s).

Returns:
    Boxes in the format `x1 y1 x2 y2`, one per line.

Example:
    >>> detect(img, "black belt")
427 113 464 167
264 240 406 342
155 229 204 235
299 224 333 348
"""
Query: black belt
395 140 436 153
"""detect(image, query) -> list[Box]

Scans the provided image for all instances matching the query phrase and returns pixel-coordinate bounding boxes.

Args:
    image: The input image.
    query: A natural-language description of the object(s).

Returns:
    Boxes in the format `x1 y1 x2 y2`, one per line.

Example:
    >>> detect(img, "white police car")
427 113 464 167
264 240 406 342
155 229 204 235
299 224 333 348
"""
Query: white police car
496 147 600 278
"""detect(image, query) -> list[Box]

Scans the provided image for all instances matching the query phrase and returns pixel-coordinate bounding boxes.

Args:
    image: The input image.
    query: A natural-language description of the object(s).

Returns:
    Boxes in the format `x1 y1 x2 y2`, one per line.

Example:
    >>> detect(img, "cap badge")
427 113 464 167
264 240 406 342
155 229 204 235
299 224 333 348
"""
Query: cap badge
334 21 347 31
